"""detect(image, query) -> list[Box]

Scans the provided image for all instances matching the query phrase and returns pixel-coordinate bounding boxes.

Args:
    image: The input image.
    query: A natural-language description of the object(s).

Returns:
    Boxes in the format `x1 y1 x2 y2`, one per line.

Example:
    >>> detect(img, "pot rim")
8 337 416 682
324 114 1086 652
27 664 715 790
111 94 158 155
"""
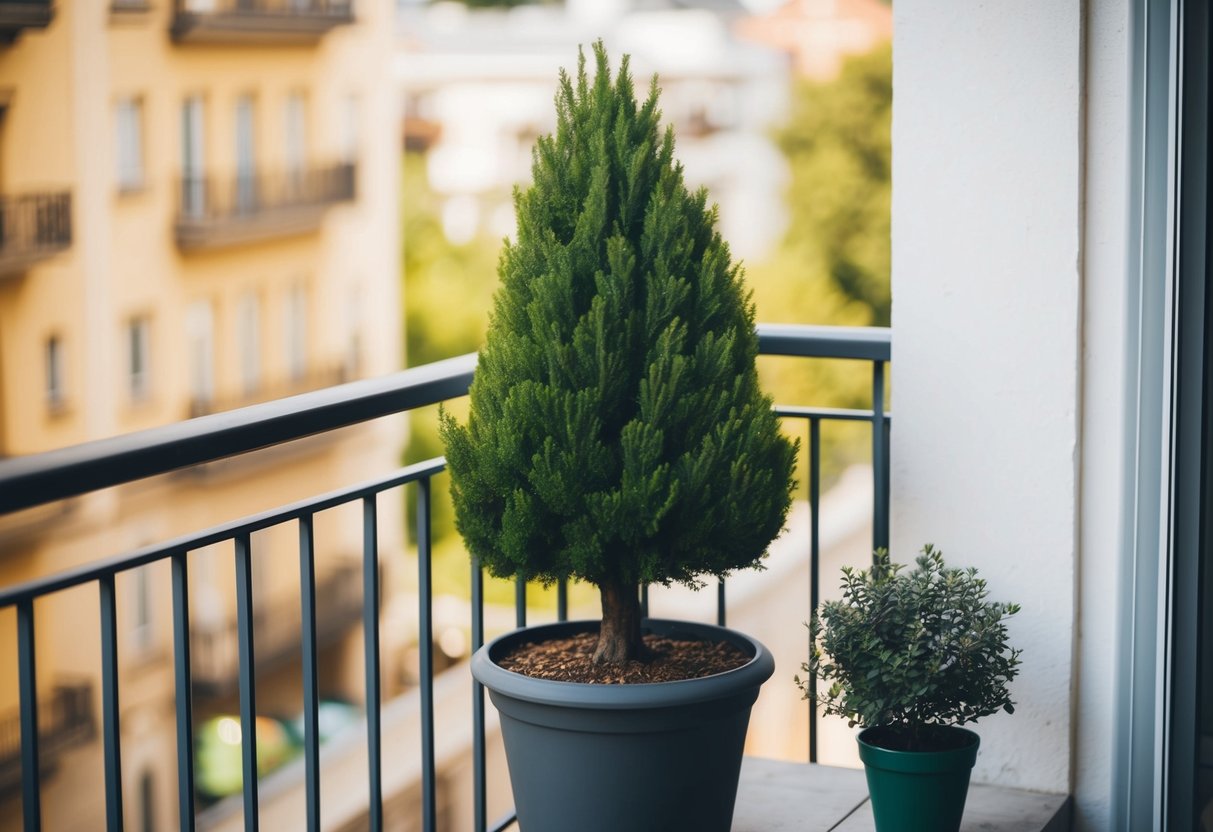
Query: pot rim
856 725 981 774
471 618 775 710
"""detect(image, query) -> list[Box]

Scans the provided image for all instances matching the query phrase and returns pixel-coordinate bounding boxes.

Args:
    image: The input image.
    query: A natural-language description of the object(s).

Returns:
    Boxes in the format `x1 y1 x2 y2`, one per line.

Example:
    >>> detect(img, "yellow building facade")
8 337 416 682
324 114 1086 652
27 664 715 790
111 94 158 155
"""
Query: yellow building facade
0 0 402 827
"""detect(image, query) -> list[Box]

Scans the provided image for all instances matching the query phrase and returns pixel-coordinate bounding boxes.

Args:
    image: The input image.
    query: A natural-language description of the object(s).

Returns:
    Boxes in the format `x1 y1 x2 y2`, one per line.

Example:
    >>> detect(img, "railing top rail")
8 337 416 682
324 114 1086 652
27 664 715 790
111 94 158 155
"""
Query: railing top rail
0 457 446 607
0 324 889 516
756 323 891 361
0 353 474 516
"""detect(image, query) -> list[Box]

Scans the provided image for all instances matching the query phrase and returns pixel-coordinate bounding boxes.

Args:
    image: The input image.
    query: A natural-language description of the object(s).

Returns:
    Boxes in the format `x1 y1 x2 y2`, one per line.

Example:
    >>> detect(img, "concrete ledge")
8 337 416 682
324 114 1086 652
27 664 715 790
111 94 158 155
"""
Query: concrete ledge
733 758 1071 832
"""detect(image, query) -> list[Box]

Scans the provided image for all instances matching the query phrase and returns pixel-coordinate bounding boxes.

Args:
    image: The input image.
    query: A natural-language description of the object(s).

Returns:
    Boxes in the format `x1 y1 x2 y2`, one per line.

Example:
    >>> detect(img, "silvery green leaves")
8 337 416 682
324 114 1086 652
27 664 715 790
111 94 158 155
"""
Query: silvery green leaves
797 545 1021 750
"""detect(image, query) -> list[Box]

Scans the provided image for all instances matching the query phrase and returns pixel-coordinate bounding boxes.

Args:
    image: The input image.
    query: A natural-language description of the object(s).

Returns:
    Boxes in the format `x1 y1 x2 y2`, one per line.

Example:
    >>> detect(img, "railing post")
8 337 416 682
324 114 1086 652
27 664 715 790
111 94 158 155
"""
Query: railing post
234 534 259 832
99 575 124 832
18 599 40 832
298 515 320 832
471 557 485 832
417 478 436 832
171 553 196 832
362 496 383 831
872 360 889 554
808 417 821 764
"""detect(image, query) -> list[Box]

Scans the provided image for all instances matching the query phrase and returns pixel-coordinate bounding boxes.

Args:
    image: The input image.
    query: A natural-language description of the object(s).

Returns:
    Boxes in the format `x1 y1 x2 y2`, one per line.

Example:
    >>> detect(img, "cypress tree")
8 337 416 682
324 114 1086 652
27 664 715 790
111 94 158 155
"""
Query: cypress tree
440 42 798 664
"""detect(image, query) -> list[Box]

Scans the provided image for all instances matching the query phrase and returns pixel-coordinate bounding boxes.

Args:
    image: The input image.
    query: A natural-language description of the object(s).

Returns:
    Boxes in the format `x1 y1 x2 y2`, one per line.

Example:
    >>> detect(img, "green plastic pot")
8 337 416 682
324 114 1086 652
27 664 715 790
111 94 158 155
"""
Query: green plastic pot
856 726 980 832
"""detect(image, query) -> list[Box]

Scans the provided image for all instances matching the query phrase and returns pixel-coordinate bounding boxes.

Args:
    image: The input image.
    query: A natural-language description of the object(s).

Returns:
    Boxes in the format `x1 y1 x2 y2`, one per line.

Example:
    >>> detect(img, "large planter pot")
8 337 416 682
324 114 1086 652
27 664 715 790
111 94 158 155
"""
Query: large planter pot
856 725 981 832
471 618 775 832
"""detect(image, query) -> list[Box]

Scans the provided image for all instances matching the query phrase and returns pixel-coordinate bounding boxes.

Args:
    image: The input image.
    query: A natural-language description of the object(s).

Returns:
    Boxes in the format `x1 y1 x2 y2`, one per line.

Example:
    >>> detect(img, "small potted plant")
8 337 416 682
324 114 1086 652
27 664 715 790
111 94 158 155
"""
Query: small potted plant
440 42 797 832
797 545 1022 832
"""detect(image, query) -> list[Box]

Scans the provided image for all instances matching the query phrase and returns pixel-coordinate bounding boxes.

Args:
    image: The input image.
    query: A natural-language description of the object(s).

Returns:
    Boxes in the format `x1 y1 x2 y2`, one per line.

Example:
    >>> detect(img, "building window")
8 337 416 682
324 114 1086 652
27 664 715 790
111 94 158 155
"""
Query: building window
186 300 214 411
45 334 64 411
284 93 307 195
181 96 206 218
340 94 359 164
130 565 154 652
235 95 257 214
115 97 145 193
285 282 308 382
127 316 151 402
344 283 362 379
236 291 261 397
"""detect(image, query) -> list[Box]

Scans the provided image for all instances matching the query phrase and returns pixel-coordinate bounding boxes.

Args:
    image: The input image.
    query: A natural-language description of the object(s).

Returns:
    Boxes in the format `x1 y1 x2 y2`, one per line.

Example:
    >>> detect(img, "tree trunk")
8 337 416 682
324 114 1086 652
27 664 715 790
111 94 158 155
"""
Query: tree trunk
594 579 643 664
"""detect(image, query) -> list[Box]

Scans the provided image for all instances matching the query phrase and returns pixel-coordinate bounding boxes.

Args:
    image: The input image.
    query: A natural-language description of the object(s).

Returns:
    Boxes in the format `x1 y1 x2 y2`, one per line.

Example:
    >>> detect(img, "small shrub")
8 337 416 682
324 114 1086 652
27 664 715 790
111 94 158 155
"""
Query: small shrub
797 545 1021 751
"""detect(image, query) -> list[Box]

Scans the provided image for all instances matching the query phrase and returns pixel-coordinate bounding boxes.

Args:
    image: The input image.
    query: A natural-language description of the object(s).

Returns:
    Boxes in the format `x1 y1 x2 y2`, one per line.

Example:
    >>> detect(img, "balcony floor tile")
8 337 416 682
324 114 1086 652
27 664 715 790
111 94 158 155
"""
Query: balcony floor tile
733 758 1072 831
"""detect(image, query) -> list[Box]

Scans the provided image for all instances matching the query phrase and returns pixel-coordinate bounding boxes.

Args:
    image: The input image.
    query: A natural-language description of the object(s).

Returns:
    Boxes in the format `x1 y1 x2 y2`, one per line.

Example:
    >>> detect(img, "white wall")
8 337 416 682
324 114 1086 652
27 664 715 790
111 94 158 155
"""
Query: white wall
891 0 1084 796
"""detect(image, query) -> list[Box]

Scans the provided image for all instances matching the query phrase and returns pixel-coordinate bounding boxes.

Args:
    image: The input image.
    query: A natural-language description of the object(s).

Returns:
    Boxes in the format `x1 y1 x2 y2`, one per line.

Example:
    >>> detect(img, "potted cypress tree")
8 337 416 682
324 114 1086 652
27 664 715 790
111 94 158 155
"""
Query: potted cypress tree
440 42 797 832
797 546 1022 832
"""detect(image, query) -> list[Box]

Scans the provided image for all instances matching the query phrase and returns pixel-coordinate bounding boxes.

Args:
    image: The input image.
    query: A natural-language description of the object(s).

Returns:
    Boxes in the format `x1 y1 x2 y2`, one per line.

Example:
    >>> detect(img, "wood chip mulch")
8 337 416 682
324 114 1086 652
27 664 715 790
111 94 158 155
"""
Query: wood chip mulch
498 632 751 684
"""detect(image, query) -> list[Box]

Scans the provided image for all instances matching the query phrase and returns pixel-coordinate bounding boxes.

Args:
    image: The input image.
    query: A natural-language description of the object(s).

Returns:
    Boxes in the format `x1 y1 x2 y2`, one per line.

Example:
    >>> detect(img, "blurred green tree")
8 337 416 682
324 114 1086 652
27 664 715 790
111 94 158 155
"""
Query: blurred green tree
776 43 891 325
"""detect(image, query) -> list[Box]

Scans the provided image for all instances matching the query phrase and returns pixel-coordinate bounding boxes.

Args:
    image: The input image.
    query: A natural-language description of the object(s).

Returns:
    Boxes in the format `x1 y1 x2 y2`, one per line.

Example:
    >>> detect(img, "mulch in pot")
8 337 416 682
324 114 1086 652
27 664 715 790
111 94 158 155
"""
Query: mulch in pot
498 632 750 684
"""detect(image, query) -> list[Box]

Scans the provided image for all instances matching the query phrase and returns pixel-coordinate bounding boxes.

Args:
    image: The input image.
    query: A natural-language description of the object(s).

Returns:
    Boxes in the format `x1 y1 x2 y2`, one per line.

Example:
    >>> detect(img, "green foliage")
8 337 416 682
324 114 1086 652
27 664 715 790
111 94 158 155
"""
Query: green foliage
401 153 498 371
440 42 798 591
777 44 891 325
797 546 1021 751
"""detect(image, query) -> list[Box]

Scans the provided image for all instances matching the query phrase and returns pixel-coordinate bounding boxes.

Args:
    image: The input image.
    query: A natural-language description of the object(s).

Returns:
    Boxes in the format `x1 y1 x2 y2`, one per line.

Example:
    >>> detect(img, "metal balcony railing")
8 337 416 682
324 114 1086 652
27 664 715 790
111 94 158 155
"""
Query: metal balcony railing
171 0 353 44
0 192 71 277
175 163 355 251
0 679 95 797
0 323 891 832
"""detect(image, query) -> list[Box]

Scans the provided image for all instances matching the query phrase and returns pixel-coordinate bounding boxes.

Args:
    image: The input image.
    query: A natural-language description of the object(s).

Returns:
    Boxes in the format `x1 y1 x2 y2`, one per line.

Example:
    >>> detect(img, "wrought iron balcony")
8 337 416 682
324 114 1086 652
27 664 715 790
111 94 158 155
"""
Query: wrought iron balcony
170 0 352 45
0 0 52 43
0 324 891 831
174 163 355 251
0 324 1076 829
0 192 71 277
0 679 94 798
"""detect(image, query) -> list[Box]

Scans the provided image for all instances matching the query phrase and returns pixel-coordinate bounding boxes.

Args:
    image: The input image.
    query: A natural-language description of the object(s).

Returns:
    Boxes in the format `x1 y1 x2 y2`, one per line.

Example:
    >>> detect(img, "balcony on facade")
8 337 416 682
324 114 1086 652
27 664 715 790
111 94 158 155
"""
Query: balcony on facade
0 679 94 798
174 163 355 251
0 192 70 277
0 0 52 43
191 559 364 698
170 0 352 45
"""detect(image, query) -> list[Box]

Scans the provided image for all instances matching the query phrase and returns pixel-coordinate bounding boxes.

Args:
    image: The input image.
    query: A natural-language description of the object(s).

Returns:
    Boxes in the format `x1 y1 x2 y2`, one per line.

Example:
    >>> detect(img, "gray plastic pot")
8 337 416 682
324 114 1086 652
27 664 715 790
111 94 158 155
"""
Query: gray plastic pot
471 618 775 832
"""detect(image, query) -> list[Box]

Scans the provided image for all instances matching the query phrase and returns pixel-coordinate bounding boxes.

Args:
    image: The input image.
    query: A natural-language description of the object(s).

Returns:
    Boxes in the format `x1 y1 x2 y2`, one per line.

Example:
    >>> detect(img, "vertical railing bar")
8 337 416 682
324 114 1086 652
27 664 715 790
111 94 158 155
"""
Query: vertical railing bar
362 496 383 831
18 598 41 832
556 579 568 623
882 413 892 542
514 577 526 629
808 417 822 764
417 478 437 832
171 552 196 832
234 533 259 832
471 557 486 832
298 514 321 832
100 574 125 832
716 580 726 627
640 584 649 620
872 360 888 555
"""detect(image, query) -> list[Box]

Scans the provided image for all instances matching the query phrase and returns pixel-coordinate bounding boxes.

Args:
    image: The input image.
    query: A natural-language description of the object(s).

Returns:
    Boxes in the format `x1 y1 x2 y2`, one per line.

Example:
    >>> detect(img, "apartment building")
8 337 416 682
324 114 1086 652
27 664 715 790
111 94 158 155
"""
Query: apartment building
0 0 401 827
